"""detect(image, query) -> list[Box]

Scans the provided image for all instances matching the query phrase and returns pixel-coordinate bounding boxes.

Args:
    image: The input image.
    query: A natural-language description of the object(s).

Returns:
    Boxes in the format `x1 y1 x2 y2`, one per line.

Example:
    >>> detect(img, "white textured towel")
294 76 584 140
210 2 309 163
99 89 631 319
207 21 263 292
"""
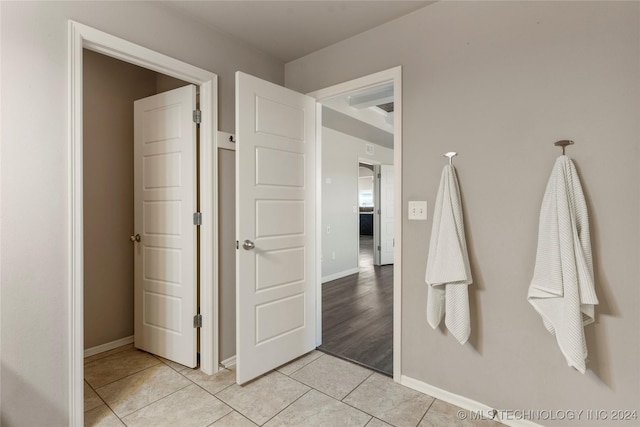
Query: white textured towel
528 155 598 373
425 164 472 344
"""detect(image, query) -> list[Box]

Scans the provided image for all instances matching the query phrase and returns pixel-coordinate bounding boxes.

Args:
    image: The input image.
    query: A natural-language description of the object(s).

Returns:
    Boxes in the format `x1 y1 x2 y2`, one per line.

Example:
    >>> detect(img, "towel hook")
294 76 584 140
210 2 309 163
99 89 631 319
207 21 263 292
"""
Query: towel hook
444 151 458 165
554 140 574 155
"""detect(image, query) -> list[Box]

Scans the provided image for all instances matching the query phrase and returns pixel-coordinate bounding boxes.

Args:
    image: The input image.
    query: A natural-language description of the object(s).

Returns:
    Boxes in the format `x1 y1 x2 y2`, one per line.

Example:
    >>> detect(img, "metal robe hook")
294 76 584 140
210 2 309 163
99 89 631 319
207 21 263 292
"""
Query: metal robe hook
444 151 458 165
554 140 574 155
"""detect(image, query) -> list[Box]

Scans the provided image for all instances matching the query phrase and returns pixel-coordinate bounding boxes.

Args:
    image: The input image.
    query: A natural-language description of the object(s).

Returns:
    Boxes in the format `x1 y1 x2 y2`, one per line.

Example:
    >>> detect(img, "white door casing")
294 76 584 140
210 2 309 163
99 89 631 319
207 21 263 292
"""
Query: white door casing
134 85 198 368
380 164 395 265
235 72 317 384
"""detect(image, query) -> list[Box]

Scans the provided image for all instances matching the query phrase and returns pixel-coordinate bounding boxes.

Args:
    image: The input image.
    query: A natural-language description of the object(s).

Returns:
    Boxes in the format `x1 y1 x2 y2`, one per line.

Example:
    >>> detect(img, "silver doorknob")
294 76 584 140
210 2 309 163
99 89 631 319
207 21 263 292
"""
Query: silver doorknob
242 240 255 250
130 234 141 242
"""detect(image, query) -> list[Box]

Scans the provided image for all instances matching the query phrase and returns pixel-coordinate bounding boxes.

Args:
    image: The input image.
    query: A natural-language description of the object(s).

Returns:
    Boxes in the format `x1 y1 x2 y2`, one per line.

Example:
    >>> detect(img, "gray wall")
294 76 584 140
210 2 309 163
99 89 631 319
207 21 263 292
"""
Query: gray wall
322 127 393 280
287 1 640 422
0 2 282 424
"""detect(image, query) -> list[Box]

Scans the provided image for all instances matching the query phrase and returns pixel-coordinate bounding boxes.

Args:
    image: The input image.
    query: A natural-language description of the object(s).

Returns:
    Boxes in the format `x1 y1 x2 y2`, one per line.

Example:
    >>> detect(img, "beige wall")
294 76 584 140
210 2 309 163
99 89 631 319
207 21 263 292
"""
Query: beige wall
83 51 191 350
83 50 156 349
0 2 283 424
287 1 640 422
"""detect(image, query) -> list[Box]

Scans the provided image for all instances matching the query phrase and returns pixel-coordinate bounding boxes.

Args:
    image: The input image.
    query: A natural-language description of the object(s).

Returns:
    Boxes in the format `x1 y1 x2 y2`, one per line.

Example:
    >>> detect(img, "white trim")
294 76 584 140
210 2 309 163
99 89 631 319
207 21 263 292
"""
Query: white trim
308 66 402 382
314 103 324 347
220 355 237 368
68 21 219 426
217 131 236 151
400 375 543 427
321 267 360 284
83 336 134 358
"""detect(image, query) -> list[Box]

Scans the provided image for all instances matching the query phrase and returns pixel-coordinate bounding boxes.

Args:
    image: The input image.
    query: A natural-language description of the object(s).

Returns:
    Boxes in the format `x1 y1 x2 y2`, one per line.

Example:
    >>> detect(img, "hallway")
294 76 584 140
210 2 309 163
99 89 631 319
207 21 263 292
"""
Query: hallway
319 235 393 374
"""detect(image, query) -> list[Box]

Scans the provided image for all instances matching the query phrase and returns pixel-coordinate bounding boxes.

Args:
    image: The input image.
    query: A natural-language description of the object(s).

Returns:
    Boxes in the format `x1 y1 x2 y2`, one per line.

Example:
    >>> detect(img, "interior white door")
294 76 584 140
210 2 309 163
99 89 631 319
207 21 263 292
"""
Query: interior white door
133 85 197 368
380 164 395 265
236 71 317 384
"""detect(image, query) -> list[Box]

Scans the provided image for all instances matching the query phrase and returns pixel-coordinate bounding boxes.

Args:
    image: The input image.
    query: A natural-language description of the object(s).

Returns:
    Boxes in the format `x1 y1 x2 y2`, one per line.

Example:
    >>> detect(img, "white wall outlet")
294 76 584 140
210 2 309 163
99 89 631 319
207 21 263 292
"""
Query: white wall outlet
408 201 428 220
326 177 332 184
326 225 331 234
331 251 336 260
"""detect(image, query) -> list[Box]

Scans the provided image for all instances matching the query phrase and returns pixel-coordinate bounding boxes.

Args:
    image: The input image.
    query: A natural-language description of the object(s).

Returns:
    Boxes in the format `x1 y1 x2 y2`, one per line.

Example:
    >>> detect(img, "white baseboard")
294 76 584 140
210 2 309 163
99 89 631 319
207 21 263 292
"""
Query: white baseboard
220 355 236 368
84 336 134 358
322 267 359 283
400 375 542 427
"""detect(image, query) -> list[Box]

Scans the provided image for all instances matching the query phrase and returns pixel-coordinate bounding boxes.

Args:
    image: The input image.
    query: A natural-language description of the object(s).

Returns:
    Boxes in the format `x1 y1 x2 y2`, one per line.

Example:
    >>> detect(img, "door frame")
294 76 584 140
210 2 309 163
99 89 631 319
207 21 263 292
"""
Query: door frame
308 66 402 381
68 21 219 425
357 160 380 266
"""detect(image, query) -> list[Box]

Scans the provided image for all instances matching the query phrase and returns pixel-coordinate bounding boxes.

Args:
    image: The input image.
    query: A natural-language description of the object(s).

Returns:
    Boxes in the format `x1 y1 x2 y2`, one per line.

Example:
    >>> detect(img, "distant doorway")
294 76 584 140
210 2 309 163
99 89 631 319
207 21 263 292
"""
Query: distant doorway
358 163 376 269
317 80 397 375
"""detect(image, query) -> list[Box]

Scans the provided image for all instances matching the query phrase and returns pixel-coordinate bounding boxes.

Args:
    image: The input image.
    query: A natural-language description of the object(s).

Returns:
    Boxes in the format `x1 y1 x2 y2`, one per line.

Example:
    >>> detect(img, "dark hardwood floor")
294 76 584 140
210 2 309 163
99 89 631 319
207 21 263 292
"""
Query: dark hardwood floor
319 235 393 375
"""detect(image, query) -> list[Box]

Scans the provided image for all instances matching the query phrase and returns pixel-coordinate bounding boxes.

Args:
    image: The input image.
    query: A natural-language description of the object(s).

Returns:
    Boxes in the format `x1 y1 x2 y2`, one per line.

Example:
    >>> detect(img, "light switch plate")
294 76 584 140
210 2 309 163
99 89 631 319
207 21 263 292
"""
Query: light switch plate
408 201 428 220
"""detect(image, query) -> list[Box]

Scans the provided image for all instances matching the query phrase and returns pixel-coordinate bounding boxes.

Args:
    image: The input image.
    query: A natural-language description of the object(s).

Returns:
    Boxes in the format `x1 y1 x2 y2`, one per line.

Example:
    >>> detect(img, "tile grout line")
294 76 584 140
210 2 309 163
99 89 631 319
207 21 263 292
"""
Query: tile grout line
89 360 164 391
415 397 437 426
205 370 280 424
84 379 113 417
205 410 256 427
178 368 239 420
284 365 380 422
83 344 133 364
86 354 163 390
86 350 193 424
119 381 194 421
83 366 126 426
259 388 314 426
301 383 378 422
341 370 375 402
278 351 325 377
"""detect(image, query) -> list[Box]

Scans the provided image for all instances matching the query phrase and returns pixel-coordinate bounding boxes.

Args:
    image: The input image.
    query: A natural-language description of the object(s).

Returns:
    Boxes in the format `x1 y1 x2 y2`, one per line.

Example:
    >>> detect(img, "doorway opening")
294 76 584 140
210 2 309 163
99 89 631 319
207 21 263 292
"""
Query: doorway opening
69 21 219 423
214 68 401 384
82 49 196 359
315 81 397 375
358 162 375 271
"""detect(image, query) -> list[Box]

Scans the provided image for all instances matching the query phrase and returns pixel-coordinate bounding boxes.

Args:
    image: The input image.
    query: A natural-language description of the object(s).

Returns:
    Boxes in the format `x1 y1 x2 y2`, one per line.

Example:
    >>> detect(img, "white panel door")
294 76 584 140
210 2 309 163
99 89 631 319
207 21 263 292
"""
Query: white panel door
236 71 317 384
380 165 395 265
133 85 197 368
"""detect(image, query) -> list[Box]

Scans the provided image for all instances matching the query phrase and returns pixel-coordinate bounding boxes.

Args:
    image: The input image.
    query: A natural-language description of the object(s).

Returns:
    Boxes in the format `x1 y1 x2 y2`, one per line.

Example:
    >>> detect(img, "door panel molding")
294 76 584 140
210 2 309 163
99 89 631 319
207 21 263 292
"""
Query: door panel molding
236 72 317 384
134 85 197 367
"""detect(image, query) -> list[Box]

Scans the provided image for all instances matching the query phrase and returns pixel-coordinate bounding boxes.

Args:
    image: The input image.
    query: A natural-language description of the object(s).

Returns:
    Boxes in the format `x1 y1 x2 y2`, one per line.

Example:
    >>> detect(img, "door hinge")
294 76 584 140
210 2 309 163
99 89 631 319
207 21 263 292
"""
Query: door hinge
236 240 239 250
193 109 202 124
193 313 202 328
193 212 202 226
378 173 381 178
377 245 381 251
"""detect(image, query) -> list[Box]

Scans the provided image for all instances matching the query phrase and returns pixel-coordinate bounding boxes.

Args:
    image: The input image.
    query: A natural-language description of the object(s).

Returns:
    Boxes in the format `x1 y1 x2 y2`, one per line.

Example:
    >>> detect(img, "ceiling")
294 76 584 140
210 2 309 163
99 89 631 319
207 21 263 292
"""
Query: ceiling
322 81 394 149
161 1 433 63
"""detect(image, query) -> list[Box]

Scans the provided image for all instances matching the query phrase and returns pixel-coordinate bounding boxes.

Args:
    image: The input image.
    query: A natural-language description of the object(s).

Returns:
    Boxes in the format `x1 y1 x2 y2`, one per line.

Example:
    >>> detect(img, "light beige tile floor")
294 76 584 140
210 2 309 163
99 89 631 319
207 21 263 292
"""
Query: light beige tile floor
85 346 504 427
